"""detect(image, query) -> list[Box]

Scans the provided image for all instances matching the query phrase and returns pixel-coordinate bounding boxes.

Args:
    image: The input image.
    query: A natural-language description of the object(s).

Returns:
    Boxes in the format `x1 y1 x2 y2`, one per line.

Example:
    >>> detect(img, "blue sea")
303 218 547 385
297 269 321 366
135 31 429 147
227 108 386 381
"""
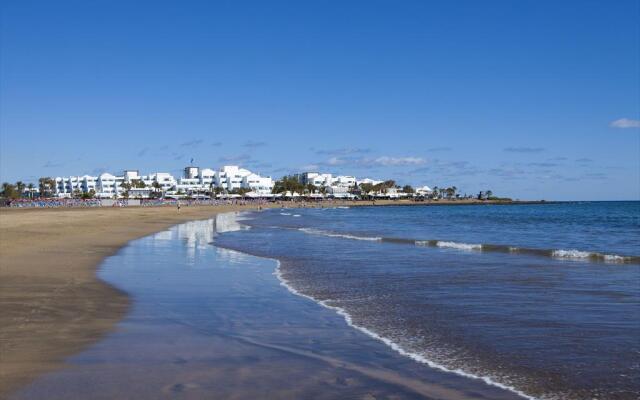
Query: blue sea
215 201 640 400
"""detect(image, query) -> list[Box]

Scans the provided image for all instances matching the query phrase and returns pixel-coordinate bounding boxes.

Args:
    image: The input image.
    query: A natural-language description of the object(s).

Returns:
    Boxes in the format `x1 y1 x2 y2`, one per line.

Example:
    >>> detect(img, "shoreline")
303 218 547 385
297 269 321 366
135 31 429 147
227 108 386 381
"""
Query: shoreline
0 203 286 397
0 199 543 397
219 212 534 400
12 214 524 400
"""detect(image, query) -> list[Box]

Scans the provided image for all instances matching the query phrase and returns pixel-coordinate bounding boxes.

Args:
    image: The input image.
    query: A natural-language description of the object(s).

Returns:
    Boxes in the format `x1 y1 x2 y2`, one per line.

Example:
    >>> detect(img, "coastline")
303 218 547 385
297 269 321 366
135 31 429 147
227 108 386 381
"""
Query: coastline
0 204 281 397
0 198 540 397
11 213 524 400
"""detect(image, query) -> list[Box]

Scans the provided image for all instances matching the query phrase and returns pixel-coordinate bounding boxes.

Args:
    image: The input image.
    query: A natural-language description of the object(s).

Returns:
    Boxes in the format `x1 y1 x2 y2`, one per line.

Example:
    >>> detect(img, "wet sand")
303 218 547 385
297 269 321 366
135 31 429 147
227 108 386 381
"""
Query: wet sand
0 199 527 398
0 204 283 397
10 218 522 400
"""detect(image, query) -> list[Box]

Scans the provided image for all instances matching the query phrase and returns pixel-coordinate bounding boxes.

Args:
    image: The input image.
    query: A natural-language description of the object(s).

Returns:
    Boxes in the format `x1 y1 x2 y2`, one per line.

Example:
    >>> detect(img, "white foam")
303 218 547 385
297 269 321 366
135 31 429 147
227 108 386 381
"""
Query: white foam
299 228 381 241
293 214 301 217
603 254 627 262
551 249 592 259
280 212 292 216
436 241 482 251
415 240 430 246
272 260 538 400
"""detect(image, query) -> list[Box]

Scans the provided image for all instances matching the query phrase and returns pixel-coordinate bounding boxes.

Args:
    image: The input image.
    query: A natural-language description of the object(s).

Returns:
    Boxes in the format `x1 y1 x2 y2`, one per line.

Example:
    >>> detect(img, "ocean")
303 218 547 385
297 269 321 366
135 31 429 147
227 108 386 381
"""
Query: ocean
215 201 640 400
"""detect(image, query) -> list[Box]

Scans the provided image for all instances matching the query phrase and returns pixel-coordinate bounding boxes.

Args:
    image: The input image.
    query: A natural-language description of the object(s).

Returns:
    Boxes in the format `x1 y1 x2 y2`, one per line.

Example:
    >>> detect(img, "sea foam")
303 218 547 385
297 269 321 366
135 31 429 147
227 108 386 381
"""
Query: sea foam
272 260 539 400
299 228 382 241
436 241 483 251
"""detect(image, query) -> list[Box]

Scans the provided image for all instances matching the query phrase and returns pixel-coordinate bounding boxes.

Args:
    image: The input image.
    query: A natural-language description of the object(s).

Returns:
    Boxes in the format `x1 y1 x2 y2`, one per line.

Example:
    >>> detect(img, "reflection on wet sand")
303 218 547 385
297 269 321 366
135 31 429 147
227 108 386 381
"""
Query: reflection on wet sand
12 217 522 400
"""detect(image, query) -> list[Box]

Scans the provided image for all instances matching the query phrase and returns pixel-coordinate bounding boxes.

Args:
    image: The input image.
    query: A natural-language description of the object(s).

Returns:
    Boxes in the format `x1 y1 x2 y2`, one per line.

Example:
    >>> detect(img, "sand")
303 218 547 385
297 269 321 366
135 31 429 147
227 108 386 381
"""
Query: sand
0 203 288 397
0 198 523 397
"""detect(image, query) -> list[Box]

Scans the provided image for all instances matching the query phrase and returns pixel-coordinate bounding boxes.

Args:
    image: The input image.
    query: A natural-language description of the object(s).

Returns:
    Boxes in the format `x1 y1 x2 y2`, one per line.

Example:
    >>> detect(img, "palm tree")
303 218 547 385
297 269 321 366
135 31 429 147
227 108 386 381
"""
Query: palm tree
38 177 55 198
15 181 26 198
27 183 35 199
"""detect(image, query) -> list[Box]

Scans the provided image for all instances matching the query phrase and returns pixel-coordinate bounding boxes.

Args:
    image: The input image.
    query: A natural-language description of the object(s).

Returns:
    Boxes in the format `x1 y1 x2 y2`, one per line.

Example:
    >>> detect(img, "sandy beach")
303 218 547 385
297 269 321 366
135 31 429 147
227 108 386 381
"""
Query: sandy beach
0 203 282 397
0 198 523 398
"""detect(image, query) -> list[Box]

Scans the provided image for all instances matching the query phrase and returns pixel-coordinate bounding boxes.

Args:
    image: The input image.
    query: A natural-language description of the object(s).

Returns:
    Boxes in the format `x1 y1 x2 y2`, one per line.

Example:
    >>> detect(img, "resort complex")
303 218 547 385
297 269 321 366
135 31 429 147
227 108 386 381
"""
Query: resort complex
39 166 435 200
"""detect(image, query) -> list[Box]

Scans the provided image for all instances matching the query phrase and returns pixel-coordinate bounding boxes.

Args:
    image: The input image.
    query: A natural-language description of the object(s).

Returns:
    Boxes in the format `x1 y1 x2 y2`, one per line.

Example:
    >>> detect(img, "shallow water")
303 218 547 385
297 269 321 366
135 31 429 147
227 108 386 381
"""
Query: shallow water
13 215 522 400
215 202 640 400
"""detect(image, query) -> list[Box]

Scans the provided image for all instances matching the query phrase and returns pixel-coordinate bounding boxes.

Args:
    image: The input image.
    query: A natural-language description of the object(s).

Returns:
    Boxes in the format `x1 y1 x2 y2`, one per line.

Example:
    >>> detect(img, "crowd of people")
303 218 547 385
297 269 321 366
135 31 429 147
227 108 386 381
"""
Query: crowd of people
3 198 103 208
2 197 273 208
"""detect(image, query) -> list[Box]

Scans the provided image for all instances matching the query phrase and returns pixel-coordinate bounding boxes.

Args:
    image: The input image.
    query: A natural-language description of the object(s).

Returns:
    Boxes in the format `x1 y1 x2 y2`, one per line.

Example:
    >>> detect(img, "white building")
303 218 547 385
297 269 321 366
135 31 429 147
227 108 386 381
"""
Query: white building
415 185 433 196
356 178 383 186
331 175 356 187
242 173 274 195
297 172 333 187
54 165 274 198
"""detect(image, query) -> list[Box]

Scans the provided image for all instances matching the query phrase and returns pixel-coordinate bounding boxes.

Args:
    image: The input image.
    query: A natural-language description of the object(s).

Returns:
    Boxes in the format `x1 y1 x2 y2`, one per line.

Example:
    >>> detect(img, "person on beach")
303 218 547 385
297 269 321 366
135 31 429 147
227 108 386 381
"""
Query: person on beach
177 200 181 212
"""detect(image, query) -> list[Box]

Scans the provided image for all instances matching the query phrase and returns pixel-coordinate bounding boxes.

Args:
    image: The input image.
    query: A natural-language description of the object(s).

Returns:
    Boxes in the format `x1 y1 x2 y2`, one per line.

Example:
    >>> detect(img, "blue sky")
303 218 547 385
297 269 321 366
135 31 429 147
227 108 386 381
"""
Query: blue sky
1 0 638 200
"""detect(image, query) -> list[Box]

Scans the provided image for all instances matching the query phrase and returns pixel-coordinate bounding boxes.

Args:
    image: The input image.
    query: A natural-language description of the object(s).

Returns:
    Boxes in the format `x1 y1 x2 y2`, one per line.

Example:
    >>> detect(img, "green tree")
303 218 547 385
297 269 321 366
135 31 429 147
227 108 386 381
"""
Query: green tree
272 175 305 194
402 185 414 194
38 177 56 198
359 183 374 194
132 179 146 188
81 189 96 199
119 182 132 198
15 181 26 197
1 182 18 199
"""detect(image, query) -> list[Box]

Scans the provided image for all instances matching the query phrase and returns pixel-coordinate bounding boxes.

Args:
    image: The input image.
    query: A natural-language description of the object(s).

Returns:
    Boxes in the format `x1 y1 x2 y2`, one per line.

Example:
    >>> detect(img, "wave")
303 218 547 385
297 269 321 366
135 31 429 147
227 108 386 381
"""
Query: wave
435 241 483 251
299 228 382 241
296 228 639 264
272 260 538 400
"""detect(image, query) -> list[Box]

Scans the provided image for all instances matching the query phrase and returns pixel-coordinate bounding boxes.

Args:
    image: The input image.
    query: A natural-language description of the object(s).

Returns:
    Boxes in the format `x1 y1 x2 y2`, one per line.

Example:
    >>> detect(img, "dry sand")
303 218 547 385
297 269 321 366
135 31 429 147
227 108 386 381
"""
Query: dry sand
0 198 519 397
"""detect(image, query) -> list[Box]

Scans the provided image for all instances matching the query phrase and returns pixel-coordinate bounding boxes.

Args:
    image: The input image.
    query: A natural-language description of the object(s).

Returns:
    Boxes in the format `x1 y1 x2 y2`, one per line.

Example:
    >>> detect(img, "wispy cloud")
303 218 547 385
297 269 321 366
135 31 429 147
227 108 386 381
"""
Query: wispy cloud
581 172 607 180
427 147 452 152
243 140 267 148
180 139 204 147
610 118 640 128
528 162 559 168
42 161 64 168
246 161 273 169
219 154 252 163
137 147 150 157
368 156 426 166
300 164 320 171
211 141 223 147
504 147 545 153
575 158 593 163
409 160 478 178
321 156 426 168
313 147 371 156
91 167 109 176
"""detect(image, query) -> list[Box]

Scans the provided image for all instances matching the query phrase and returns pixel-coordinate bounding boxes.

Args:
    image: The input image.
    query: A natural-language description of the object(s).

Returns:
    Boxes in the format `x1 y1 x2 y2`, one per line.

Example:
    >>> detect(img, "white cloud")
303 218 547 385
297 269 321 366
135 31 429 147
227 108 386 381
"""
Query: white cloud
370 156 426 166
610 118 640 128
327 157 346 166
300 164 320 171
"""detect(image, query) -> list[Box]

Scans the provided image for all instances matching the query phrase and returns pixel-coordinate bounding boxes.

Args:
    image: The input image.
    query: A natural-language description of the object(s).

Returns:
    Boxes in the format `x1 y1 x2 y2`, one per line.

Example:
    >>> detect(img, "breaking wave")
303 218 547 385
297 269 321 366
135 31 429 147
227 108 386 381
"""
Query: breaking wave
297 228 639 264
